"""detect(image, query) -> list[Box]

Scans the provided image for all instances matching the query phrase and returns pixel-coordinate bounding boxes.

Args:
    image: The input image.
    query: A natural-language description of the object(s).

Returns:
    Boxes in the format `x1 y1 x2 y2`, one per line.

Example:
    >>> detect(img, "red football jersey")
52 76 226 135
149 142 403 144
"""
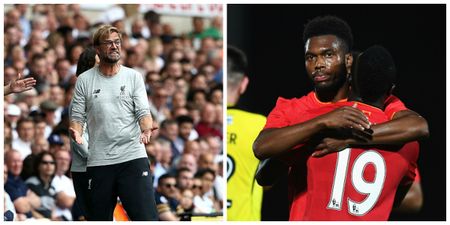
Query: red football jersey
264 92 407 129
297 103 418 220
262 92 416 220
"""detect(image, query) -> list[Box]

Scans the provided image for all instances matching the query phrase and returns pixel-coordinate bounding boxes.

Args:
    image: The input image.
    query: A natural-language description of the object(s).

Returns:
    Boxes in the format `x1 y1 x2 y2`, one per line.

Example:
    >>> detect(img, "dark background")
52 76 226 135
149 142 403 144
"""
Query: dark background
228 4 446 221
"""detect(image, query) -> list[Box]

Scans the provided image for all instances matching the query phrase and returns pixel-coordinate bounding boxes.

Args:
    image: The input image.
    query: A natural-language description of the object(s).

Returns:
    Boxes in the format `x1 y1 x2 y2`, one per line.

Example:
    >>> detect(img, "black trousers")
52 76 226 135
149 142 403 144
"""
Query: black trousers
72 171 90 220
86 158 158 221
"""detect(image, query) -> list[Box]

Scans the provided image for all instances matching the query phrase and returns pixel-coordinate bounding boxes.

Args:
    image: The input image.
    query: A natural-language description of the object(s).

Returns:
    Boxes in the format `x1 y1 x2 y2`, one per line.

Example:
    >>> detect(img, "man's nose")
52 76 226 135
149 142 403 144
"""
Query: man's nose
315 56 325 69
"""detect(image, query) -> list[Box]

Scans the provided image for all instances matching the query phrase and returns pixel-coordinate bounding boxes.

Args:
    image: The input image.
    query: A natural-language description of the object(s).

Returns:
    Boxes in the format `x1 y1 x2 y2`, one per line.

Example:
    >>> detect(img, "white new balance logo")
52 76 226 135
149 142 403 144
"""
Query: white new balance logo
142 171 148 176
88 179 92 190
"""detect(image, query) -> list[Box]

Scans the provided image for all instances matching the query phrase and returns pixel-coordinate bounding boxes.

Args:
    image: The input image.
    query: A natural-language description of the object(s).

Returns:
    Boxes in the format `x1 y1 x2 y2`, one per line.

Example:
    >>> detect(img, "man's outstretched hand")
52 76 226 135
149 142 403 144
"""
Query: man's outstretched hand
6 73 36 95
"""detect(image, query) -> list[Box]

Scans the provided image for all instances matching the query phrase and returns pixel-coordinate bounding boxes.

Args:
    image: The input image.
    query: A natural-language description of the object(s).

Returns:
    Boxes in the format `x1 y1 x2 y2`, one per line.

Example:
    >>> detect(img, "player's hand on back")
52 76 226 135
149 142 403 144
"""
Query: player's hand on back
317 105 370 131
312 137 350 157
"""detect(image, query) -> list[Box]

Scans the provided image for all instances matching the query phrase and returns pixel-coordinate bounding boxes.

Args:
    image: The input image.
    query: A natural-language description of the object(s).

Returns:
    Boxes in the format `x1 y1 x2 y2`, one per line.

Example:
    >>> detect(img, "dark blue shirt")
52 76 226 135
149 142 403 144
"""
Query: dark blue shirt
5 172 32 218
5 172 28 201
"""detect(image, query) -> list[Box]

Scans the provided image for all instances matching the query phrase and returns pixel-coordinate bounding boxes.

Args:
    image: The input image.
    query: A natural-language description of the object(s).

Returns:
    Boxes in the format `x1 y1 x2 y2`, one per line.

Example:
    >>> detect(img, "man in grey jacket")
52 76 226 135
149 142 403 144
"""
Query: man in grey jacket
70 25 158 221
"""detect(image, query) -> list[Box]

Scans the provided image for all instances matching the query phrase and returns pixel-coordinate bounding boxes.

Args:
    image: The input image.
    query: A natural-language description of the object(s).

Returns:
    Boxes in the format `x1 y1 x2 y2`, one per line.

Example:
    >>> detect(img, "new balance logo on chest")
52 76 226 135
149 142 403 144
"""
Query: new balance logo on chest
93 89 101 98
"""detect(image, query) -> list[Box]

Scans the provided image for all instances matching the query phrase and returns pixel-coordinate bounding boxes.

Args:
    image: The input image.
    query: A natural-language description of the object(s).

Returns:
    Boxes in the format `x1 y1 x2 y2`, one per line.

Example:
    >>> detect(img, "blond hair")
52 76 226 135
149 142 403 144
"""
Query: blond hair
92 25 122 47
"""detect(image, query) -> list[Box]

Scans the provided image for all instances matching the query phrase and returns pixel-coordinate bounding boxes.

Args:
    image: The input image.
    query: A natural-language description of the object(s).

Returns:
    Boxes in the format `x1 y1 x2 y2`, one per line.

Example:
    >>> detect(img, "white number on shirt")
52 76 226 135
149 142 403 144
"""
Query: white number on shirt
327 148 386 216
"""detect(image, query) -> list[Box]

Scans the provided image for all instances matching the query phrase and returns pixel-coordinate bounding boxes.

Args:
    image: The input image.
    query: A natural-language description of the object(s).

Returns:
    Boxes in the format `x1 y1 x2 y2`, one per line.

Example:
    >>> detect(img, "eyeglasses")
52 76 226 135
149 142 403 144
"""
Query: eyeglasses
101 39 121 48
192 185 202 190
164 183 176 188
41 161 56 165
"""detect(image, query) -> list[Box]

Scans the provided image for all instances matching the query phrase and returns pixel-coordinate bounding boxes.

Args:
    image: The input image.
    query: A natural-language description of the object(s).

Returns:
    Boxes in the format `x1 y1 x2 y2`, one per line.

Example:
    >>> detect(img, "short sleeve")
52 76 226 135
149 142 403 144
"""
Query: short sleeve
264 92 324 130
264 97 292 129
384 95 408 120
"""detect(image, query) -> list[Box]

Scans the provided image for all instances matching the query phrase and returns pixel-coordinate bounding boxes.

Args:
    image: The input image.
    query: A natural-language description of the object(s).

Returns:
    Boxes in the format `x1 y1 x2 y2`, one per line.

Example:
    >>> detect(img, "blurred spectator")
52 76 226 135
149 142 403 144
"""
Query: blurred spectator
191 176 202 198
48 85 65 124
188 17 204 50
5 120 13 152
206 136 222 155
6 104 21 130
14 4 32 39
5 165 18 221
130 17 146 39
198 151 224 203
175 115 198 151
159 119 181 159
12 117 35 160
28 53 49 94
183 140 202 160
146 38 165 72
33 116 49 140
179 189 195 214
209 86 223 105
145 71 162 94
25 152 58 219
143 10 161 38
5 150 41 220
21 137 49 181
176 153 197 174
145 140 161 160
176 167 194 192
193 169 220 213
17 88 39 112
199 63 216 85
153 139 173 187
55 59 71 86
149 86 171 123
52 150 75 220
203 16 223 40
155 173 181 221
190 75 208 92
189 89 208 109
172 90 187 111
40 100 59 131
195 102 222 139
173 107 190 119
47 133 66 154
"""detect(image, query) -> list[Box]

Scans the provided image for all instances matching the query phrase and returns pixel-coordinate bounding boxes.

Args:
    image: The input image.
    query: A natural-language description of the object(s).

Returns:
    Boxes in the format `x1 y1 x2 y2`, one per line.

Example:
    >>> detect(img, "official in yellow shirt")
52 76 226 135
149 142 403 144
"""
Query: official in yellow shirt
226 46 265 220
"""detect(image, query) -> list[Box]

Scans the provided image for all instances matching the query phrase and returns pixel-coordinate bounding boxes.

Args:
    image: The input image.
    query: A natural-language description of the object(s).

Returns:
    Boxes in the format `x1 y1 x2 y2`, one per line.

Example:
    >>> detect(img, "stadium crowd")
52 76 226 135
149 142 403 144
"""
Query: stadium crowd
4 4 223 221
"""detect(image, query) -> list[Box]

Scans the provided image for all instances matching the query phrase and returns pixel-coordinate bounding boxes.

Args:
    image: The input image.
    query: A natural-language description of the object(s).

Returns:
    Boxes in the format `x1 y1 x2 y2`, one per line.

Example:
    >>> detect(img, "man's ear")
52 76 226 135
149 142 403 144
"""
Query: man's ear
345 53 353 75
239 76 249 95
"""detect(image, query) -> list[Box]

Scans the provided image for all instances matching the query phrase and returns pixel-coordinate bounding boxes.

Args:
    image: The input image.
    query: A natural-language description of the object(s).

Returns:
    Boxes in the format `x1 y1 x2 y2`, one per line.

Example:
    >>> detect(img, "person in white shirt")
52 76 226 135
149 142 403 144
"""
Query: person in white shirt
12 118 35 160
52 150 75 220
